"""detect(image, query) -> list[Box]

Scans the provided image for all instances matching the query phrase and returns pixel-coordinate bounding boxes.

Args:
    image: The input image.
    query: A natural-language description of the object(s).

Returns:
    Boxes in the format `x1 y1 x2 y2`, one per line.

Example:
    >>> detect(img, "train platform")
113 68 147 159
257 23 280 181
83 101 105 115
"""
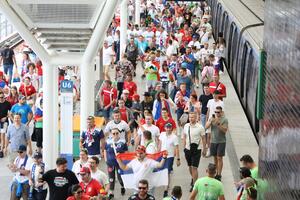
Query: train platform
0 59 258 200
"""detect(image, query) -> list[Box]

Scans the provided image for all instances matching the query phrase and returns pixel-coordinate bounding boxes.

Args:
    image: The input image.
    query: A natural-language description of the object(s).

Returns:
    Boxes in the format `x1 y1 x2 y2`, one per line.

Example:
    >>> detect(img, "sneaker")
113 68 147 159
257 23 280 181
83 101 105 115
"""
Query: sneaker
206 148 211 157
121 187 126 196
215 174 222 181
163 190 168 198
108 193 114 199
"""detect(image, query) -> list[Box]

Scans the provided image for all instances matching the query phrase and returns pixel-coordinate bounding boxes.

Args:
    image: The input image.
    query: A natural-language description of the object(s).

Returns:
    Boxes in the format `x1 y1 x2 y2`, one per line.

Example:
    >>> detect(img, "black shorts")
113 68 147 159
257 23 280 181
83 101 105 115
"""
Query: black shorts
35 128 43 148
184 148 201 168
210 143 226 157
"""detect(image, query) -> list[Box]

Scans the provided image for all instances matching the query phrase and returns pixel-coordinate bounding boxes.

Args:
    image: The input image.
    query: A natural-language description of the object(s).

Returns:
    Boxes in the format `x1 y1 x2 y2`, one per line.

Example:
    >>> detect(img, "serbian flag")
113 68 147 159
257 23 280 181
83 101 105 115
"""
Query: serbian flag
116 151 168 189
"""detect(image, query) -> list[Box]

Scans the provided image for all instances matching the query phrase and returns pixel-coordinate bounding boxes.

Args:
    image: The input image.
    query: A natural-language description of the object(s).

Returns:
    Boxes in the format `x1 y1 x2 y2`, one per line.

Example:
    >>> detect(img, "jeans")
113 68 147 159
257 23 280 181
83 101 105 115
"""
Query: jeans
32 189 47 200
3 64 13 83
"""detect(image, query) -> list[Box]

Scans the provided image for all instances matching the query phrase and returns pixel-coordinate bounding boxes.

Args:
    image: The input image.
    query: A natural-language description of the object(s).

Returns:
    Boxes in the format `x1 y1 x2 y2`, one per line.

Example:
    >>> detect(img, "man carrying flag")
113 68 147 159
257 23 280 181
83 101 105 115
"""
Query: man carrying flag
116 145 168 192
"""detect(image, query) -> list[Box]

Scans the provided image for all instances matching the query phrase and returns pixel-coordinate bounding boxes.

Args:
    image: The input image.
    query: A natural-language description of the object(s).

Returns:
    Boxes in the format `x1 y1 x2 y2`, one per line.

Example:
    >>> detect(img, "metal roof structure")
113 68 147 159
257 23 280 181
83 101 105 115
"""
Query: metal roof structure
2 0 110 52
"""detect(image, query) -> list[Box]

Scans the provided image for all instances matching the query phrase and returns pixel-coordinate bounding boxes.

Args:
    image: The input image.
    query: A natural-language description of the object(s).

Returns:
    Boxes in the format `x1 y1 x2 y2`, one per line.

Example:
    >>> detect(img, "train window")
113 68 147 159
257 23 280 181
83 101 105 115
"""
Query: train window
227 22 237 69
240 42 252 98
216 4 222 35
230 27 238 71
221 12 228 35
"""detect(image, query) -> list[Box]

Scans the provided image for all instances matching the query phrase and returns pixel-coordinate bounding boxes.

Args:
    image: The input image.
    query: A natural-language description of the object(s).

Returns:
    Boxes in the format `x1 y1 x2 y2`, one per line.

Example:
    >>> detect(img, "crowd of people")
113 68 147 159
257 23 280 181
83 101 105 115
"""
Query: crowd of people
0 0 259 200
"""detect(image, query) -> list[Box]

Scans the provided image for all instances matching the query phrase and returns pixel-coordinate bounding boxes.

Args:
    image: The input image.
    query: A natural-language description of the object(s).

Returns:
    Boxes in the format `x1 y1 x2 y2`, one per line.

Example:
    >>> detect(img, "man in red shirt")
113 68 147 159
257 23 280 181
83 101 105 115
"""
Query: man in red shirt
123 73 137 100
100 80 117 123
19 76 36 103
79 167 103 198
209 74 226 100
156 108 176 133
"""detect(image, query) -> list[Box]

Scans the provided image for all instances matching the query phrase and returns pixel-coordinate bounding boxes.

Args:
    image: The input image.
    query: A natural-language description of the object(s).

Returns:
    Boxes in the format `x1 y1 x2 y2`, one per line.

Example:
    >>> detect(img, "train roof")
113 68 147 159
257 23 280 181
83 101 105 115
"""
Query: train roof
219 0 264 50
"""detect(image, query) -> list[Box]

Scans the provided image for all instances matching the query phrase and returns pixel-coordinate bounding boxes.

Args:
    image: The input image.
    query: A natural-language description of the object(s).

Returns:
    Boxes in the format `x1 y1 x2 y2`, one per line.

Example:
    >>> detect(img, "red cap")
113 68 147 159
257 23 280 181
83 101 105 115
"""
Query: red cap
133 94 140 100
136 145 146 153
79 167 90 174
0 71 3 76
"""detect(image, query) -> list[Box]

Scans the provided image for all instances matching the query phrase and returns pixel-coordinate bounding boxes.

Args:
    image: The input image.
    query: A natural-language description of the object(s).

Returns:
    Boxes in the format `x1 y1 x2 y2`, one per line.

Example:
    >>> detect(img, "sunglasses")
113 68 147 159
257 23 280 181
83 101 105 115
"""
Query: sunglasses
18 151 24 154
75 190 83 194
215 111 221 114
138 186 147 190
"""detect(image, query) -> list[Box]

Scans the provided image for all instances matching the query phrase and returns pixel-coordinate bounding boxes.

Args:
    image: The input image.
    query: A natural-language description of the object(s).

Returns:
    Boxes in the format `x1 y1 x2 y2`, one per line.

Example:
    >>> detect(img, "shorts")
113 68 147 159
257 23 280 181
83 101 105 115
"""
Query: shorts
210 143 226 157
184 148 201 168
35 127 43 148
104 65 111 74
165 157 174 173
0 122 8 134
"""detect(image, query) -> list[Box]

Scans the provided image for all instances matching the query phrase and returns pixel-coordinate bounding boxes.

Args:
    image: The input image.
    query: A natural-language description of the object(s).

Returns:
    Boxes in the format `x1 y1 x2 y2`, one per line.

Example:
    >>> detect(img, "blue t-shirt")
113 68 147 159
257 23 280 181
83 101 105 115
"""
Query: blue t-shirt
105 139 128 167
11 103 32 124
81 128 104 156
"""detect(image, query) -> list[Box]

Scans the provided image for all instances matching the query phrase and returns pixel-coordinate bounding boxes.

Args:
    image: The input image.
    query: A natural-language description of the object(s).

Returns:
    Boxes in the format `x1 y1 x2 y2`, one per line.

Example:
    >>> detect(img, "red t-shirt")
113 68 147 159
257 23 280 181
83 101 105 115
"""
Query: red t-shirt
36 64 43 76
80 179 102 197
19 84 36 97
6 95 18 106
123 81 137 100
156 117 177 132
119 107 128 123
100 86 117 107
209 82 227 99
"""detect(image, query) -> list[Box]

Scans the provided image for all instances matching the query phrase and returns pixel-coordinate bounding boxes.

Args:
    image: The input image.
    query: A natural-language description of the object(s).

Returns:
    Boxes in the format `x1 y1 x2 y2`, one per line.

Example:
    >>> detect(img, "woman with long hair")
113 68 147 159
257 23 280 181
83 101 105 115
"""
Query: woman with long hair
152 89 175 121
6 86 19 106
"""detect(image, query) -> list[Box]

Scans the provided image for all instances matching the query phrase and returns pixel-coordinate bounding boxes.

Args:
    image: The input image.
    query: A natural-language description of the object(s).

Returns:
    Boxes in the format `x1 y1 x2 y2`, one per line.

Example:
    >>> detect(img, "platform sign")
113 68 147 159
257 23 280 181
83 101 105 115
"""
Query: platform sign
60 79 73 169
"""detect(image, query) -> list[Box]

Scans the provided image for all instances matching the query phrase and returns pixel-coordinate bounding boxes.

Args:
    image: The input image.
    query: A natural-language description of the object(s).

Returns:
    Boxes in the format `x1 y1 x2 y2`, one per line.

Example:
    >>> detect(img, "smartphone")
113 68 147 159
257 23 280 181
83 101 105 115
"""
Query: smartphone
212 114 215 118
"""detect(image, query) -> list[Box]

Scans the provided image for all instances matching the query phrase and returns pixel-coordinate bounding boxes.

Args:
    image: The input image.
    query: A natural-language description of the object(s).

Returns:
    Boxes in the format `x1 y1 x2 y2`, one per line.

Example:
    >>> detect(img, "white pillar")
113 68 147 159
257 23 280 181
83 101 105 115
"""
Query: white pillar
120 0 128 59
135 0 141 26
80 0 119 132
43 64 55 169
52 66 59 164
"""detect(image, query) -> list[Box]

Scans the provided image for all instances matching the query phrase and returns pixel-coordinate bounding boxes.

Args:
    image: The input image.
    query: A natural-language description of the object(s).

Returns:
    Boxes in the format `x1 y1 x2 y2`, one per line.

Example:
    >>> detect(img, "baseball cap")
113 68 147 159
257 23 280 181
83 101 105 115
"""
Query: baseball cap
143 92 151 97
33 152 42 159
18 145 27 152
165 123 173 128
18 95 26 100
79 167 91 175
239 167 251 178
136 145 146 153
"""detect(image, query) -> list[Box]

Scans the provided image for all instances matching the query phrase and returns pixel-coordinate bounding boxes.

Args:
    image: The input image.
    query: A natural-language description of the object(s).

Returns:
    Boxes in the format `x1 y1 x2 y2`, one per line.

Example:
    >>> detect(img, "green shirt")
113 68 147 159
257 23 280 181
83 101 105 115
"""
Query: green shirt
145 65 158 81
35 121 43 128
193 177 224 200
211 116 228 143
250 166 258 179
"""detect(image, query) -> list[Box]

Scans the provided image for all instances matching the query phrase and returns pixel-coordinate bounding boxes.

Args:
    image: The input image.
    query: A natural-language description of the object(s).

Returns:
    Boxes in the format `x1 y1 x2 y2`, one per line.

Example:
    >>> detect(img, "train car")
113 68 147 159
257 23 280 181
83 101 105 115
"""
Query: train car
208 0 264 139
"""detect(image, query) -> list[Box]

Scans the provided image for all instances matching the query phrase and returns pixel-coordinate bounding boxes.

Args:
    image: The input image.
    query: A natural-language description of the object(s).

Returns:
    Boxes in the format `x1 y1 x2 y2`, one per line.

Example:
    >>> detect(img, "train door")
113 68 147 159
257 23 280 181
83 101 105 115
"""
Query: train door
221 12 228 37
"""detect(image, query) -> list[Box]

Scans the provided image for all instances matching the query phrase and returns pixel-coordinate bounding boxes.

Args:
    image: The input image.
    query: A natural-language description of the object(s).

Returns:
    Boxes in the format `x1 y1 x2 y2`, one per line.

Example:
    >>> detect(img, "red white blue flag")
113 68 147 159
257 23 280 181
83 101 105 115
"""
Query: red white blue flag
116 151 168 189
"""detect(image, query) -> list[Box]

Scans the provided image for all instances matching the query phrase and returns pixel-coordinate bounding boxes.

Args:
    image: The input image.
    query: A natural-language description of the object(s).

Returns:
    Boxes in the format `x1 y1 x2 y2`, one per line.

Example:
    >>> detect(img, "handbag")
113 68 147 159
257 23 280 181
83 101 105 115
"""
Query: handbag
179 112 189 125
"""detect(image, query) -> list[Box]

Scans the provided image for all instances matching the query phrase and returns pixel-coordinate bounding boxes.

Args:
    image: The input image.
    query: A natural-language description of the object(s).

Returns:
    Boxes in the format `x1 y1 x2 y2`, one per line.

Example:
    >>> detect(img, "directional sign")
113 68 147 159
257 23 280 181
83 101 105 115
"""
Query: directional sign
60 80 73 93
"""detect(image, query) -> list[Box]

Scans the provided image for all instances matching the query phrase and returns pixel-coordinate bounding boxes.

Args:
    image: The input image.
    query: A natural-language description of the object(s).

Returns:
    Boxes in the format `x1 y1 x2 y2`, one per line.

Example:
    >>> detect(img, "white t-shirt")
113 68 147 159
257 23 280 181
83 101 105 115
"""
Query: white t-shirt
13 156 33 183
104 120 130 143
103 46 115 66
72 159 89 181
127 157 158 189
166 45 177 57
91 169 109 187
145 141 157 154
128 5 134 17
137 124 160 146
183 123 205 150
30 162 48 190
159 132 179 158
143 31 154 42
199 48 210 63
206 99 225 119
188 41 201 50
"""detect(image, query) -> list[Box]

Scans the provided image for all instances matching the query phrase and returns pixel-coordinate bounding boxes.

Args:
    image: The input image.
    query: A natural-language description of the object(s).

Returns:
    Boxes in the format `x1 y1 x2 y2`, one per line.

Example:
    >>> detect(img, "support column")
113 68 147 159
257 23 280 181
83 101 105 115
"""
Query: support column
80 0 119 132
120 0 128 59
43 64 56 169
52 66 59 164
135 0 141 26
